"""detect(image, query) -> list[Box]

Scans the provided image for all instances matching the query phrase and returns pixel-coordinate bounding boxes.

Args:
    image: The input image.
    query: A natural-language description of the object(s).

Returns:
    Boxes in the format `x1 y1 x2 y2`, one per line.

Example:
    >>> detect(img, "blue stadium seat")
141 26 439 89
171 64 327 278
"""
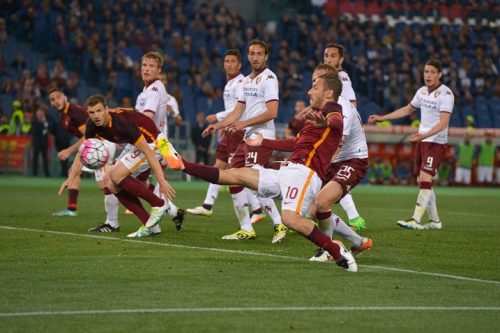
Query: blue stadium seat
449 107 463 127
475 96 493 128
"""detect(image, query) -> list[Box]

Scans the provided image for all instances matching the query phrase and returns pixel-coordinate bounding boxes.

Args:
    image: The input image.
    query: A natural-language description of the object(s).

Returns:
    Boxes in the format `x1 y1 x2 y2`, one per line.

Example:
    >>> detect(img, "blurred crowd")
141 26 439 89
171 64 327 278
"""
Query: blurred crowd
0 0 498 125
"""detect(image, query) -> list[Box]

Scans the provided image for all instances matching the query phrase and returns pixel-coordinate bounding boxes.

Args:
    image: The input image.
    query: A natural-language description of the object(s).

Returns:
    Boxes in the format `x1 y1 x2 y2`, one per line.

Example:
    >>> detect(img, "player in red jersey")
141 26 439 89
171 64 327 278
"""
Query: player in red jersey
49 88 87 217
50 88 120 231
61 94 176 235
166 73 357 272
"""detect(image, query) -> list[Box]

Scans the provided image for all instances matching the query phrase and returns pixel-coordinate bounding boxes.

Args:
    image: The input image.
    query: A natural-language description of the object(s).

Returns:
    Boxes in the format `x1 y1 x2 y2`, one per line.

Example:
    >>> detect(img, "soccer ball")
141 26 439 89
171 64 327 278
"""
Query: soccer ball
79 138 110 170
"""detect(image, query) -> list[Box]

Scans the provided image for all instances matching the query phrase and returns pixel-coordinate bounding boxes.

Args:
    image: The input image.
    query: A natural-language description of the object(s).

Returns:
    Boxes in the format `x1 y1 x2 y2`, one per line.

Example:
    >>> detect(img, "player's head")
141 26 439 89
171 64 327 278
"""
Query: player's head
223 49 242 77
294 100 306 114
308 73 342 109
323 43 344 69
247 39 268 72
48 87 68 112
312 63 338 83
141 51 163 84
85 94 109 127
423 59 442 88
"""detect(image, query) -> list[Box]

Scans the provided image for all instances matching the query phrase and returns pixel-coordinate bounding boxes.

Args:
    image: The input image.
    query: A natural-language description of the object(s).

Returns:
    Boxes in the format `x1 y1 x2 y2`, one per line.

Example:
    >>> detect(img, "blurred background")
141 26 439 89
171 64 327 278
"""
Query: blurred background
0 0 498 186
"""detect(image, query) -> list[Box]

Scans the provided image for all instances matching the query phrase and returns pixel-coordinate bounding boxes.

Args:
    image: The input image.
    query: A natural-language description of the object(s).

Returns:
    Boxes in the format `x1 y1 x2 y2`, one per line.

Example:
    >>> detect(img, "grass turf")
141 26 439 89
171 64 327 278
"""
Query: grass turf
0 176 499 332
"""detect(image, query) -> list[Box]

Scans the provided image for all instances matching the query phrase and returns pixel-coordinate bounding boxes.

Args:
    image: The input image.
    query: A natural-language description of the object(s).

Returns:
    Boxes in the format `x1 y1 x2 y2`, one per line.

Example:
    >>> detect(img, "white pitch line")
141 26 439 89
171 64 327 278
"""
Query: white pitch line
1 225 500 286
0 306 499 318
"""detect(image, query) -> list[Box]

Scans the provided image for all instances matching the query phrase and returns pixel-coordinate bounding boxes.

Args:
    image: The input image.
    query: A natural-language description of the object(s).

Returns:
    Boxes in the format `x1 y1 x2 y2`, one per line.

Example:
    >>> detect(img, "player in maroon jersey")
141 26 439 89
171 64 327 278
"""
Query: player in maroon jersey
61 94 176 235
166 74 357 272
49 88 88 217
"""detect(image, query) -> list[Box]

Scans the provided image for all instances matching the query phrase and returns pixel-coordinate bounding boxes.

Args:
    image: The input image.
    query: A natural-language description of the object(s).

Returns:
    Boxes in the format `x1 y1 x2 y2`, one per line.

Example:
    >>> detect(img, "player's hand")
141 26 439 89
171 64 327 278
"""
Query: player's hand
159 179 176 200
306 112 328 127
206 114 217 123
228 121 245 132
410 133 425 142
299 106 314 120
58 179 69 195
202 124 217 137
244 132 263 147
174 116 183 126
368 115 383 124
57 148 72 161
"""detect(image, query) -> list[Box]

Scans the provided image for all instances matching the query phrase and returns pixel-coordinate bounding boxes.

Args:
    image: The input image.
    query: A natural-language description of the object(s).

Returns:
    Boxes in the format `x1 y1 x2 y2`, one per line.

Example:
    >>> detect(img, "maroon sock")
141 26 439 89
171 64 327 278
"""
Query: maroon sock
115 190 149 225
182 158 220 183
118 176 164 207
68 189 79 211
252 207 263 215
306 225 341 260
104 187 112 195
229 186 244 194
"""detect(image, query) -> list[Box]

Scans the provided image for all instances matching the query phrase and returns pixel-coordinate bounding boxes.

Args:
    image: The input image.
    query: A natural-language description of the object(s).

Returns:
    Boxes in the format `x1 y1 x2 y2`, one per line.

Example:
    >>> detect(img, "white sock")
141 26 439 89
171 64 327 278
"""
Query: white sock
104 194 119 228
412 189 432 223
258 198 282 226
331 213 363 247
339 193 360 220
153 183 178 218
204 183 221 206
231 191 253 232
426 189 440 222
245 188 261 212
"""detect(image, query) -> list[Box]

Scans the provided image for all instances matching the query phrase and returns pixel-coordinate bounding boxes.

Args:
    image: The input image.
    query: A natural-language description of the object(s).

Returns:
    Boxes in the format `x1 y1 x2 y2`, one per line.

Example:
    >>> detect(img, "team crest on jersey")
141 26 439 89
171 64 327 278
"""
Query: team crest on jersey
434 90 440 98
256 77 262 84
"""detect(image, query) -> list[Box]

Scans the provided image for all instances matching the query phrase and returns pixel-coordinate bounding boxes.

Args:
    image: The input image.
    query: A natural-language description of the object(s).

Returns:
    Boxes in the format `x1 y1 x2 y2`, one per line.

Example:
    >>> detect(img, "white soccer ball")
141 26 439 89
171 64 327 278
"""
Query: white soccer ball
78 138 110 170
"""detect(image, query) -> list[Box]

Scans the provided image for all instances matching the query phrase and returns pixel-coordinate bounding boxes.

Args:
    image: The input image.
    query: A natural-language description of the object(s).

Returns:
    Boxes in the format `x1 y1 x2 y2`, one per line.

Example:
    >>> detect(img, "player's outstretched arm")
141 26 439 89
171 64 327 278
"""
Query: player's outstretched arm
368 104 415 124
203 102 245 137
135 137 175 200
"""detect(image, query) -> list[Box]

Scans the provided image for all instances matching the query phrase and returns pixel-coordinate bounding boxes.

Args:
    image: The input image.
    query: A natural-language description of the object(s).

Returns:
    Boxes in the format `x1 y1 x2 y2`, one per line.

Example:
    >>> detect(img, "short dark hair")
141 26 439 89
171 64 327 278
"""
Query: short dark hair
247 39 269 55
425 59 442 72
318 73 342 101
325 42 345 57
314 63 338 76
48 86 65 96
85 94 107 108
224 49 241 62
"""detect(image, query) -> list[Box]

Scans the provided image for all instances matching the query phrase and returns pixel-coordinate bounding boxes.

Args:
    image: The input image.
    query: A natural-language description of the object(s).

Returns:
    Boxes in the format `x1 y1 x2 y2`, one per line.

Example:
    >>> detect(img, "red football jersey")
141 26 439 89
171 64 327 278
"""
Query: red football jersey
85 108 160 145
60 103 87 138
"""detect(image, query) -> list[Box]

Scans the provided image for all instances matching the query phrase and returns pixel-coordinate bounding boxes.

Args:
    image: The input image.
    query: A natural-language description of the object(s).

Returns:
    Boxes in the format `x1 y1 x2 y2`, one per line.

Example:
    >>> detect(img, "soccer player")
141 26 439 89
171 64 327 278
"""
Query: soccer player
202 40 286 243
166 73 357 271
127 51 185 236
368 59 454 230
186 49 265 224
49 88 120 230
323 43 366 231
62 94 175 236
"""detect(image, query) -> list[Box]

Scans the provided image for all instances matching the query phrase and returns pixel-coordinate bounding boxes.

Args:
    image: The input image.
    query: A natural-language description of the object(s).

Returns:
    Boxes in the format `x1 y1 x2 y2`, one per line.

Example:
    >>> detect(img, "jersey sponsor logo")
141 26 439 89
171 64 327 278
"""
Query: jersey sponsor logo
342 77 349 81
266 75 275 80
151 86 158 92
446 91 452 95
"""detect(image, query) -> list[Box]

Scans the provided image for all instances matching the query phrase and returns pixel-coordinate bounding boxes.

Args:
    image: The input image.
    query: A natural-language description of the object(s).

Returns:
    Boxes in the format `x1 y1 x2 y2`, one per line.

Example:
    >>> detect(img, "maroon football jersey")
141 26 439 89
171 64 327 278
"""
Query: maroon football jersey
288 116 306 137
288 102 343 182
85 108 160 145
60 103 87 138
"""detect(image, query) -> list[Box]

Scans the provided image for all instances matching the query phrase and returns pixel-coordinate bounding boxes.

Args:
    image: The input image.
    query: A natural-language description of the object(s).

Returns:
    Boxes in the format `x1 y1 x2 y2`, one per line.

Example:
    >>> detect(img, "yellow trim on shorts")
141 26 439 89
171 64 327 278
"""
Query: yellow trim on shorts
295 168 315 214
129 156 147 173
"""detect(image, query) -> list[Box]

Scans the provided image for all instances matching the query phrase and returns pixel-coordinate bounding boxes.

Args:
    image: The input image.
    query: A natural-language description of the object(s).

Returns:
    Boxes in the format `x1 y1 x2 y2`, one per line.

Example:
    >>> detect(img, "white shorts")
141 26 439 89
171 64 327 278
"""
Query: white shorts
253 165 281 199
455 167 471 184
477 166 493 183
278 162 322 216
119 142 162 177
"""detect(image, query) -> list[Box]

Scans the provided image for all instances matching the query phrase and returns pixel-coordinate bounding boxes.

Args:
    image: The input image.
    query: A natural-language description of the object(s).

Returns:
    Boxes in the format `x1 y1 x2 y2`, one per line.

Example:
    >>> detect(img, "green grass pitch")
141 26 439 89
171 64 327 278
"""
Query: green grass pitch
1 176 499 332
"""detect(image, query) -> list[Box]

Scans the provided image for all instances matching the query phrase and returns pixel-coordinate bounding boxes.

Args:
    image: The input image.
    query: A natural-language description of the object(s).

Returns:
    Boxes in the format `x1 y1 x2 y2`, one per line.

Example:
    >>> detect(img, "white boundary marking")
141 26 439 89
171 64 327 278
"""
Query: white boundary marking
1 225 500 287
1 307 499 318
